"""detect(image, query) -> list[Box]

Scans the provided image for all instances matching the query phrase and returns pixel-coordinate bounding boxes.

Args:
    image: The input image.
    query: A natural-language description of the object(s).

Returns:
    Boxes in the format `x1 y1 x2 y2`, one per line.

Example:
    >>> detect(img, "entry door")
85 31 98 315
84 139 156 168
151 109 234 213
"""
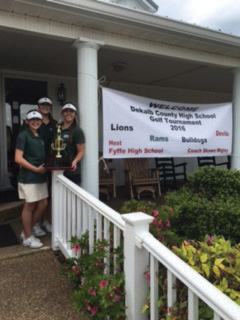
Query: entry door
3 78 47 189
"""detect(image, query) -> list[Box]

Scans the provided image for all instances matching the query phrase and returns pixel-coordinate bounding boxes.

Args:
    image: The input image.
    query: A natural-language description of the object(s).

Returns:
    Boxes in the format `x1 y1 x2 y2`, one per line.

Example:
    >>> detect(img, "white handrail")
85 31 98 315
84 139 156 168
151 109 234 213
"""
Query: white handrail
56 175 125 231
140 231 240 320
52 175 240 320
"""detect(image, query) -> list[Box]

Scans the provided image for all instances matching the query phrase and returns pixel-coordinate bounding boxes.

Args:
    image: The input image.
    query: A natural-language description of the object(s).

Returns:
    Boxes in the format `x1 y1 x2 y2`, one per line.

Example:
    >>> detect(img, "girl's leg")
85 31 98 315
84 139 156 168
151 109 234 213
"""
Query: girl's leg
32 198 48 226
21 201 37 239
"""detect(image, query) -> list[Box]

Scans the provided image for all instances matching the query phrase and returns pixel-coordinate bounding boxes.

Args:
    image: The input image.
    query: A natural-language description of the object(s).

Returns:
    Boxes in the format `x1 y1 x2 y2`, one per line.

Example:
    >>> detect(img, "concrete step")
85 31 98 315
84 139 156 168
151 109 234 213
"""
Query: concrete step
0 201 23 224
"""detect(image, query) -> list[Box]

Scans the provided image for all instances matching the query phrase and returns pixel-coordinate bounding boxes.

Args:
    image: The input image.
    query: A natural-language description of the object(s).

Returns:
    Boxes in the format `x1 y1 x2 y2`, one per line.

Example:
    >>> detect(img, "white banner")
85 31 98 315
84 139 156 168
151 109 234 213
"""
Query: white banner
102 88 232 158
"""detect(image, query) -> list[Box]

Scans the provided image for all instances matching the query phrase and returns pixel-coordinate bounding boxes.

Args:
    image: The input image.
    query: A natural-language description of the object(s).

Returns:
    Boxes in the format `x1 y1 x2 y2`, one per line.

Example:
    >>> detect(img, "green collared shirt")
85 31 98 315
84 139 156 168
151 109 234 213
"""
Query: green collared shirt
52 125 85 178
16 129 47 184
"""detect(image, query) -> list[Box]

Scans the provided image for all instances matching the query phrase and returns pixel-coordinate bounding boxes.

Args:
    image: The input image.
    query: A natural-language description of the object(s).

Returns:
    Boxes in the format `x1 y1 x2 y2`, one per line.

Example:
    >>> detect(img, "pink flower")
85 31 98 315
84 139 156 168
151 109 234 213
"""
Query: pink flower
100 280 109 289
153 210 159 217
165 220 171 227
85 304 91 312
72 266 79 275
145 271 150 285
74 243 80 253
158 219 162 227
114 294 121 302
90 306 99 316
207 236 214 244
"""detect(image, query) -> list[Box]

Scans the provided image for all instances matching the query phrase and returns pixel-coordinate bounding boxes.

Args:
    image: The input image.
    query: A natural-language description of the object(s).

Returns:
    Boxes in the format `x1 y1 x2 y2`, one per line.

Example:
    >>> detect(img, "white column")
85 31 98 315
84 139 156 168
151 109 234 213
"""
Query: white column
122 212 153 320
51 170 64 250
232 68 240 169
73 37 104 197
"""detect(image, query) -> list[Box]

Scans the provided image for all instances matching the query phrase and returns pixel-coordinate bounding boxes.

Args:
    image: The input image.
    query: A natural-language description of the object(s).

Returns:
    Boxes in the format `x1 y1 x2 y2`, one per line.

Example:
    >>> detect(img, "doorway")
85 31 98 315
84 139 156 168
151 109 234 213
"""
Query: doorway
4 78 47 191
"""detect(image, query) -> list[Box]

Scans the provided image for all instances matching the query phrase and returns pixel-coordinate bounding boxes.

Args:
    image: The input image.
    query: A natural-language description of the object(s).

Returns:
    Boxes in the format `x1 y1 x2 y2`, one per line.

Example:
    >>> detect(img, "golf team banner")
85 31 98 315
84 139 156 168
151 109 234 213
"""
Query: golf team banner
102 88 232 158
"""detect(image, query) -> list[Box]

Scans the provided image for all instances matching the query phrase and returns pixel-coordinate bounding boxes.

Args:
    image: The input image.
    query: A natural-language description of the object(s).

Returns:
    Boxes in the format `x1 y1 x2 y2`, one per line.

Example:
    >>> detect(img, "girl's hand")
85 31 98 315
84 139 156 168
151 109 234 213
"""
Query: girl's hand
36 164 47 174
71 160 77 171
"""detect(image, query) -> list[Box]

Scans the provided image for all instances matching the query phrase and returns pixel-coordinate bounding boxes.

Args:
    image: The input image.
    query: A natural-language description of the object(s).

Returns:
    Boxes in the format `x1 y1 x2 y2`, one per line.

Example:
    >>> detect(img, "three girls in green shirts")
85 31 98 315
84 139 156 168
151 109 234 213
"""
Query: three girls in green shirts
15 99 85 248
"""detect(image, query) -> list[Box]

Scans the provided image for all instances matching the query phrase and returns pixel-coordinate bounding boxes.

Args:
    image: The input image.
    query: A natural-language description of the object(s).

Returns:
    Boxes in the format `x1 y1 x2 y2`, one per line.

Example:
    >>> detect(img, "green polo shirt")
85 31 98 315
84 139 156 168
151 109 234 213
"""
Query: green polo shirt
21 121 55 157
16 129 47 184
52 125 85 179
38 122 56 157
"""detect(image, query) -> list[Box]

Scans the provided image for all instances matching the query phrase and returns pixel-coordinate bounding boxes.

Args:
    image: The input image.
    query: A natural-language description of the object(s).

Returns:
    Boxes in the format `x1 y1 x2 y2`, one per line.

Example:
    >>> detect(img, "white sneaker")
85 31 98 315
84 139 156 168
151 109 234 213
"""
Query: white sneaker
20 231 41 243
32 224 46 237
23 236 43 249
42 221 52 233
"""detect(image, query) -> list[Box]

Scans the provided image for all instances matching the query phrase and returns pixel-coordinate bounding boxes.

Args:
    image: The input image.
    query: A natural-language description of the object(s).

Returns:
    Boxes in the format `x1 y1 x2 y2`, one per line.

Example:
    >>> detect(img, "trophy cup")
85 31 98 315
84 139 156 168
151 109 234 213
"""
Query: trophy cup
45 123 71 169
51 124 66 159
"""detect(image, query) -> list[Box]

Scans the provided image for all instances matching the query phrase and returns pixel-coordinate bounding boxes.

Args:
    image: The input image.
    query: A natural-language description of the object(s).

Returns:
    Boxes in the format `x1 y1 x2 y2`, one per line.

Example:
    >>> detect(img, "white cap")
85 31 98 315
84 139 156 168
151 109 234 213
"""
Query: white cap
62 103 77 112
26 110 43 120
38 97 52 105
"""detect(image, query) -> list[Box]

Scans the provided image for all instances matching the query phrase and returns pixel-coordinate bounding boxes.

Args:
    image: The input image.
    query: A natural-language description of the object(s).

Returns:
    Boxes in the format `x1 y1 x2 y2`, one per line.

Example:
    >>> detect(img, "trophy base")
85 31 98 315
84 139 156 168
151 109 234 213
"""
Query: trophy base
45 156 72 170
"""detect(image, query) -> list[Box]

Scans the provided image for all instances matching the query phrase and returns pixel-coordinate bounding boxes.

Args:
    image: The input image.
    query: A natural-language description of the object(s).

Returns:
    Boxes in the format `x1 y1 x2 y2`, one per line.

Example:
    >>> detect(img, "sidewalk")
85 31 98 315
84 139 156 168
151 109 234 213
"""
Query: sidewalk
0 249 87 320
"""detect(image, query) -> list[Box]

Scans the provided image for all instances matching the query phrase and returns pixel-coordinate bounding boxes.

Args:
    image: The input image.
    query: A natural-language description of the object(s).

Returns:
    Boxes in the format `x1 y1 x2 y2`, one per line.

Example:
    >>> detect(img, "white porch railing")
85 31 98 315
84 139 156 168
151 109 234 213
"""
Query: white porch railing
52 171 240 320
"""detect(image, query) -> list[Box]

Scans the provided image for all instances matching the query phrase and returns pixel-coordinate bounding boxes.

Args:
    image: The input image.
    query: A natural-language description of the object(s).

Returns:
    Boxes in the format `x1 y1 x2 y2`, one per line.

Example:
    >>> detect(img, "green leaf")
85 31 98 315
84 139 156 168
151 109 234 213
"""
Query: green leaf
141 304 149 313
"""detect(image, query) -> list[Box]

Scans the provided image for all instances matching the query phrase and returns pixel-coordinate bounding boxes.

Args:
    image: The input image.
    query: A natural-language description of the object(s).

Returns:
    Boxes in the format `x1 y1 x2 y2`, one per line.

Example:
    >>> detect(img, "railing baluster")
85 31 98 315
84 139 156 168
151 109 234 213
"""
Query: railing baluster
167 270 177 311
214 313 221 320
76 197 82 238
114 225 120 273
62 186 67 244
67 190 71 250
104 218 110 274
150 254 158 320
71 193 76 237
97 213 102 240
88 207 94 254
58 183 63 241
188 289 198 320
82 202 88 234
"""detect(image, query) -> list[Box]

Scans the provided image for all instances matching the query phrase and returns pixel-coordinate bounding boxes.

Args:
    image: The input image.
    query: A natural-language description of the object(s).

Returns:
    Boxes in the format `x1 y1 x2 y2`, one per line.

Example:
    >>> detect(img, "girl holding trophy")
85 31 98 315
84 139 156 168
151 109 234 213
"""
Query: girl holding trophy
54 103 85 185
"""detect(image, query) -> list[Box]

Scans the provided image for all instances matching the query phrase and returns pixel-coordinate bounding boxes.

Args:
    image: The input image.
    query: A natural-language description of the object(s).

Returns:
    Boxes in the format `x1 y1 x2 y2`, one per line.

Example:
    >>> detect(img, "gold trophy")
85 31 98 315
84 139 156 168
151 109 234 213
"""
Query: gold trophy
51 124 66 158
45 123 71 169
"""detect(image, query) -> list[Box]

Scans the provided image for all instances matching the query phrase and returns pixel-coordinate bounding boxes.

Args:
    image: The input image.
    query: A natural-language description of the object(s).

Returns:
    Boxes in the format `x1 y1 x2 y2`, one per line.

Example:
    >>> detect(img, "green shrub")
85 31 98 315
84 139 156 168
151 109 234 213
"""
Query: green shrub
187 166 240 200
172 236 240 305
61 234 125 319
165 167 240 243
120 199 182 247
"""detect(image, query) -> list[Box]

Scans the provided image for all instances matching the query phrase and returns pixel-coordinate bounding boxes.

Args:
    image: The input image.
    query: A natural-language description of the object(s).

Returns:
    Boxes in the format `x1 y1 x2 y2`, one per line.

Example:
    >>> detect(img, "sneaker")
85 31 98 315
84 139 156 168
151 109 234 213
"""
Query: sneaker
23 236 43 249
42 220 52 233
20 231 41 243
32 224 46 237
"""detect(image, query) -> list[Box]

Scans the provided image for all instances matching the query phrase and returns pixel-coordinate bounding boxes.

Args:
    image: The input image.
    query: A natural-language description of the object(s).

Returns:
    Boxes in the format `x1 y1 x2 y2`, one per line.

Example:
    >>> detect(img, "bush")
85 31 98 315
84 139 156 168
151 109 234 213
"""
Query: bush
172 236 240 305
165 167 240 243
120 199 182 247
62 234 125 319
187 166 240 200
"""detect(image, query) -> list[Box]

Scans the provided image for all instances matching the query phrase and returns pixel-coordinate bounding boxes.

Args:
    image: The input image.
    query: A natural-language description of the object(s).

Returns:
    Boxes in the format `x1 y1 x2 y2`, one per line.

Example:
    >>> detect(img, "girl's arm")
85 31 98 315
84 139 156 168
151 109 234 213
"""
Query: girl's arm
15 149 46 174
71 144 85 171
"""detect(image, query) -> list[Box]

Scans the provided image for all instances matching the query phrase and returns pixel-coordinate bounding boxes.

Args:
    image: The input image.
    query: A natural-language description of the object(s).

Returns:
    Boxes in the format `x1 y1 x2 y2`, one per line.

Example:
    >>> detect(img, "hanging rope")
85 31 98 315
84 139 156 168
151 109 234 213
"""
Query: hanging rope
98 76 107 106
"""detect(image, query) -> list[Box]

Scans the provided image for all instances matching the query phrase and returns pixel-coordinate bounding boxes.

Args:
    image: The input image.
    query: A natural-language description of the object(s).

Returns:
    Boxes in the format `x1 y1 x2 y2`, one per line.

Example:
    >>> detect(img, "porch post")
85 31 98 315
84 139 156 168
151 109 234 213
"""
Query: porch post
51 170 64 250
122 212 153 320
232 68 240 169
73 37 104 197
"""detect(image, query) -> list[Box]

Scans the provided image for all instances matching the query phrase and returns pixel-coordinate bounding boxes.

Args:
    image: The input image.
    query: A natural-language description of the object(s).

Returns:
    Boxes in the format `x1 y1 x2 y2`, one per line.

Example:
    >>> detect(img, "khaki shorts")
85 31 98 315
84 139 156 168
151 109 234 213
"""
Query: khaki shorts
18 182 49 203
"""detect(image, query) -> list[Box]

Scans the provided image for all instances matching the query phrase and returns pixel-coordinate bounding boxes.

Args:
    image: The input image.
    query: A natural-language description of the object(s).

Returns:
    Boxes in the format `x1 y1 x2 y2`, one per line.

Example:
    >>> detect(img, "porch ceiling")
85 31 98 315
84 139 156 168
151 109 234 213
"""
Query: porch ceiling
0 29 233 94
4 0 240 59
